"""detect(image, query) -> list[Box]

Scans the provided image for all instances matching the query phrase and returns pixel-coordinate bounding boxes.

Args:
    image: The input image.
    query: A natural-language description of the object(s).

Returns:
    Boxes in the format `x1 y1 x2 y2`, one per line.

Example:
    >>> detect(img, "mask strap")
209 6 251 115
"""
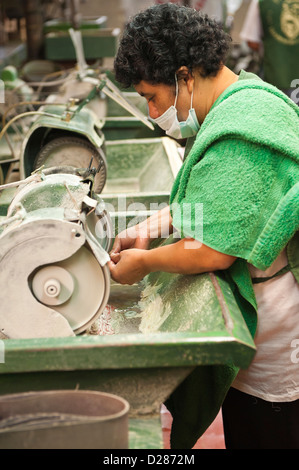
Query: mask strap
174 74 195 109
191 87 194 109
174 74 179 108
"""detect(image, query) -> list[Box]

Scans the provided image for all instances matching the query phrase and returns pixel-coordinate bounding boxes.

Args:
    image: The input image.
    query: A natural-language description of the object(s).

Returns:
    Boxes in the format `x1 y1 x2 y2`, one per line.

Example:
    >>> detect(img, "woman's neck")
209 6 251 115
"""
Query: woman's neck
194 66 239 122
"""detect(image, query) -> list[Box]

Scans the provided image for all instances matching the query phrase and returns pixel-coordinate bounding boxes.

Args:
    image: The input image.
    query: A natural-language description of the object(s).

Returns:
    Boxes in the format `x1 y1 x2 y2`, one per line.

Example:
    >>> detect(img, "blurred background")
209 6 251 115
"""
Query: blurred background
0 0 258 72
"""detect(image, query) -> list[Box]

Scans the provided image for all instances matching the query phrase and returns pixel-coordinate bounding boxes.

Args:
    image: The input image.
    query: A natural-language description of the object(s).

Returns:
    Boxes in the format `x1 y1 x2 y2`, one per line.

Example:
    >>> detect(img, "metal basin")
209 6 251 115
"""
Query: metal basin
0 390 129 449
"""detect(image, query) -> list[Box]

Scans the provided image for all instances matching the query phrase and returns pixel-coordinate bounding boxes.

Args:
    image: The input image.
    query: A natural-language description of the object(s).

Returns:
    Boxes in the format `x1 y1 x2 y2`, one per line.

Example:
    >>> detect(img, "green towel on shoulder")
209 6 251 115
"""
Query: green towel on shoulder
170 78 299 268
166 76 299 448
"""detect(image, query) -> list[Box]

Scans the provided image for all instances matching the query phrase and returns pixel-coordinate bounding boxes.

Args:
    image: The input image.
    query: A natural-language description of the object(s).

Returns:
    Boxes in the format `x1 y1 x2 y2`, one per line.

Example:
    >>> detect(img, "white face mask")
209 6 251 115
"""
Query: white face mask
152 75 200 139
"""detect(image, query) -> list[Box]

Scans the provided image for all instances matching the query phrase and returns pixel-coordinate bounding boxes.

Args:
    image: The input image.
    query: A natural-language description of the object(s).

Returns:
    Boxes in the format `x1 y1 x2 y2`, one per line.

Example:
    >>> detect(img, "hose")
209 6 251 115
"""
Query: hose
2 100 70 129
0 172 42 191
0 110 62 143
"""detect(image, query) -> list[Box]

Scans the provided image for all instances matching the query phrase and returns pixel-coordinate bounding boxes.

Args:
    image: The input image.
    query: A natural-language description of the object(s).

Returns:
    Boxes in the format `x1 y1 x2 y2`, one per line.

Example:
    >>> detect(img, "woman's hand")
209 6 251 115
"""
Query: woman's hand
108 224 151 284
108 248 149 285
109 206 173 283
109 225 151 265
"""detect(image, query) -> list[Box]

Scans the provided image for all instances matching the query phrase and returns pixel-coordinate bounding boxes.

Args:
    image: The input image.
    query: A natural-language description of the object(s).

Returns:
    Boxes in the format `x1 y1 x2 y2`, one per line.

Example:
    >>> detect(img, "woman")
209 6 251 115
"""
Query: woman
109 3 299 449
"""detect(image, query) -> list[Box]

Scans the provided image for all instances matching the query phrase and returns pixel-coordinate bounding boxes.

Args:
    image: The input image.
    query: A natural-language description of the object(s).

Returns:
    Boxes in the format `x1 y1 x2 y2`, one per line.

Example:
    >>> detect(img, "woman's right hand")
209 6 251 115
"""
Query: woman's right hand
109 205 172 263
109 224 151 263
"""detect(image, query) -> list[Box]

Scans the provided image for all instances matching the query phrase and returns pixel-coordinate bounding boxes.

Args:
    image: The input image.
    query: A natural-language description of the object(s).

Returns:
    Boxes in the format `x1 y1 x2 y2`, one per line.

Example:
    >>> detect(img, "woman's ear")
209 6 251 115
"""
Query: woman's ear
176 66 190 80
176 66 194 93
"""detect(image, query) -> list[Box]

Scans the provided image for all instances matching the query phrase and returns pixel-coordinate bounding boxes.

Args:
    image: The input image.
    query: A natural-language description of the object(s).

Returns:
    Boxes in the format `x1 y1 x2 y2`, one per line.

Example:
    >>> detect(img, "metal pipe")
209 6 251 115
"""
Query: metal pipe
24 0 44 59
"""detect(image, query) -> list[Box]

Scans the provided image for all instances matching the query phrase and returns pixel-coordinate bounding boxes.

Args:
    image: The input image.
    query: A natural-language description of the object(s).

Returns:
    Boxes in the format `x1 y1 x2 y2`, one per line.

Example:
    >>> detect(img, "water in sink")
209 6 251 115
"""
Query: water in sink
86 283 143 336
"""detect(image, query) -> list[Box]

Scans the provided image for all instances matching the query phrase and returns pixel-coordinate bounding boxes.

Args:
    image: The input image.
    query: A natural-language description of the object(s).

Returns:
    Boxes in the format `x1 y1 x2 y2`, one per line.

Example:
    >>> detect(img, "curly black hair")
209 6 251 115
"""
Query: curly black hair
114 3 232 88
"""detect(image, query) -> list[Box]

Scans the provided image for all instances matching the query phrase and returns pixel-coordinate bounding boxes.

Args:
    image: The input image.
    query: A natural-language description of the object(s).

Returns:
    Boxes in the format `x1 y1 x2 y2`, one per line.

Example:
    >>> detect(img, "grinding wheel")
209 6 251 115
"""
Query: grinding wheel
30 245 110 334
33 136 107 193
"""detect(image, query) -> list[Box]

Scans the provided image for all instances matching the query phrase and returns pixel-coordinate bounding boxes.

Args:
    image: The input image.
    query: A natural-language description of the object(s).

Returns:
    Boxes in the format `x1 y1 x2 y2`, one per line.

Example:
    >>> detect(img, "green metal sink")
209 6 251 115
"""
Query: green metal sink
0 273 255 448
101 137 182 237
102 137 181 193
0 256 256 448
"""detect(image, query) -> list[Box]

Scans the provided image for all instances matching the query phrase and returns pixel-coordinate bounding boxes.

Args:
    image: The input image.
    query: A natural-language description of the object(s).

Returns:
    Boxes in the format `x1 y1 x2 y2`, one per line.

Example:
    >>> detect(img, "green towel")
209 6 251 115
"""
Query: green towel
165 76 299 448
170 78 299 268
